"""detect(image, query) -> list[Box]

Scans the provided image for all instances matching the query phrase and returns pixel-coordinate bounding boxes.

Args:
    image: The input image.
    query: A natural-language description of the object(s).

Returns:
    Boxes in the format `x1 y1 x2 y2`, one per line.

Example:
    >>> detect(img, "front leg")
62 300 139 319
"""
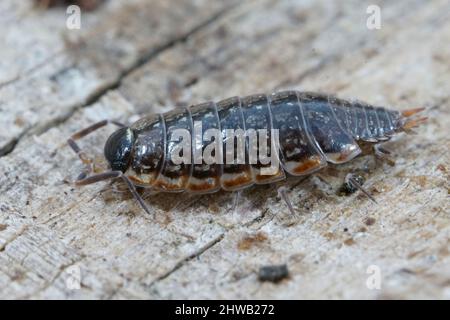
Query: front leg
67 119 125 179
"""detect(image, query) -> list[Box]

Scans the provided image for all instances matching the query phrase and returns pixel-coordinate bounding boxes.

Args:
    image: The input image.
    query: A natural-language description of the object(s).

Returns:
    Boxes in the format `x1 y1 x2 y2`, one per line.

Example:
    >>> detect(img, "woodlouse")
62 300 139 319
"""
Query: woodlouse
67 91 426 215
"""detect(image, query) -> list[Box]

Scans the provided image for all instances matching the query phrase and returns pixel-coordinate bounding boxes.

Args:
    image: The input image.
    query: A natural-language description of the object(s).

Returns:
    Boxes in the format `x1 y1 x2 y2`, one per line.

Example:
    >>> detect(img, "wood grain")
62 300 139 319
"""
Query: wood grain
0 0 449 299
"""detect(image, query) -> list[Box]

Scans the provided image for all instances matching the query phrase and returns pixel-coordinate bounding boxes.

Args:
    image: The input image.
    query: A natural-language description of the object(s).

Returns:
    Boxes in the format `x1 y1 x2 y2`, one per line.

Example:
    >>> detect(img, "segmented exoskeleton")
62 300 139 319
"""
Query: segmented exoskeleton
68 91 426 215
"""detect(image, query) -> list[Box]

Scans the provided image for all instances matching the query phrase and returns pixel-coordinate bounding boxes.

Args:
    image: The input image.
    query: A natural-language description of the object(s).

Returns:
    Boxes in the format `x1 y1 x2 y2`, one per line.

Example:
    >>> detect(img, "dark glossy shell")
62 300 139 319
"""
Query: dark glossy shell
126 91 403 193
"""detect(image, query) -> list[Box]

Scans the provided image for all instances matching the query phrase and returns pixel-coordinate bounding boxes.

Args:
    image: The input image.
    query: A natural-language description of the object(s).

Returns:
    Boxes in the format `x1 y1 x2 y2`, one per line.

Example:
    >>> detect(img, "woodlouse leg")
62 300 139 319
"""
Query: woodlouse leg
231 190 241 214
141 188 160 199
345 173 377 204
67 120 125 175
374 145 395 166
75 170 152 215
277 186 296 215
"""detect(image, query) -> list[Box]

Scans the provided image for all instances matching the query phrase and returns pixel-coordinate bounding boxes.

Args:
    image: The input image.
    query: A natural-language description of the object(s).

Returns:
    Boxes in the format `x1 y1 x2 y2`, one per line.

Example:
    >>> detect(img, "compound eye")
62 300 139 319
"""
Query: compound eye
104 127 135 172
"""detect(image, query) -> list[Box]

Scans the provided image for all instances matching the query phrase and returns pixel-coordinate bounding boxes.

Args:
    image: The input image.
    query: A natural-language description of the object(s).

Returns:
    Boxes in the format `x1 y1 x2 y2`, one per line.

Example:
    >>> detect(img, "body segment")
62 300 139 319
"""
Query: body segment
216 96 253 191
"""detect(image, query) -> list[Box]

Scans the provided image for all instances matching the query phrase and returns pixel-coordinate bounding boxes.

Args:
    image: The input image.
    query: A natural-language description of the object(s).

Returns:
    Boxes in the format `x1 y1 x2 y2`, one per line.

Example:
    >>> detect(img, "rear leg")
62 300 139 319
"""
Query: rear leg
373 145 395 166
275 176 310 216
277 186 296 216
343 172 377 204
358 139 395 168
231 190 242 214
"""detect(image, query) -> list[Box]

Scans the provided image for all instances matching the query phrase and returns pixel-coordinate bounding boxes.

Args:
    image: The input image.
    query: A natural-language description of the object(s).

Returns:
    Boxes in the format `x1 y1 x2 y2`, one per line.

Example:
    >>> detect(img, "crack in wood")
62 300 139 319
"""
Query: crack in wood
0 49 66 90
0 225 28 252
139 192 278 294
24 258 84 299
0 4 238 158
145 233 225 290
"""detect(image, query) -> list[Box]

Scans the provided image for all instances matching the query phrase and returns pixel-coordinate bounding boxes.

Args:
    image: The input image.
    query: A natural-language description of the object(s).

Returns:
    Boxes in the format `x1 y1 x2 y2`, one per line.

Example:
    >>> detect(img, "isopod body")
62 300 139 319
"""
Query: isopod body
99 91 422 196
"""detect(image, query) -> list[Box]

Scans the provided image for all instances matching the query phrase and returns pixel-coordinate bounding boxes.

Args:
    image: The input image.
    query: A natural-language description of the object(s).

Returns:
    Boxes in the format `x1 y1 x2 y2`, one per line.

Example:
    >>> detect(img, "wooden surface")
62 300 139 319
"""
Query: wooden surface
0 0 449 299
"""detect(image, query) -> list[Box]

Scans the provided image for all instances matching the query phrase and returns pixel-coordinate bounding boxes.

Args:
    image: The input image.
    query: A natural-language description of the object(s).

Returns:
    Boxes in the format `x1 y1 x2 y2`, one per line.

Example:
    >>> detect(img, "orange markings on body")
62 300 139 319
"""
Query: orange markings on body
187 179 220 192
336 150 353 162
255 169 284 182
153 179 186 191
127 175 150 186
222 174 253 189
293 157 323 174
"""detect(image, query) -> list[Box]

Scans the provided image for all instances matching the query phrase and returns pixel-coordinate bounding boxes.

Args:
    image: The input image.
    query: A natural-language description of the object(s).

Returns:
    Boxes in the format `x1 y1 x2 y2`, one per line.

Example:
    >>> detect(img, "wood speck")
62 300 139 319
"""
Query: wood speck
258 264 289 283
237 232 268 251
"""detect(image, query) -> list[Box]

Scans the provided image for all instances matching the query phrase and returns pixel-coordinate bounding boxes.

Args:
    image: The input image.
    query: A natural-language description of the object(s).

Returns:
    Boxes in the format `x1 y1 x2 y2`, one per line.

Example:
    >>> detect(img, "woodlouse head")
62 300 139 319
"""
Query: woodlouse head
104 127 135 172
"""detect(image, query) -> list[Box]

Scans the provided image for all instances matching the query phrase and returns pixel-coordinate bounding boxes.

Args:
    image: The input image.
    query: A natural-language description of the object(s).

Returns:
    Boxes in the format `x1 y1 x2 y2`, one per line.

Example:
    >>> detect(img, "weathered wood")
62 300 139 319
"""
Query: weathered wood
0 0 235 155
0 0 449 299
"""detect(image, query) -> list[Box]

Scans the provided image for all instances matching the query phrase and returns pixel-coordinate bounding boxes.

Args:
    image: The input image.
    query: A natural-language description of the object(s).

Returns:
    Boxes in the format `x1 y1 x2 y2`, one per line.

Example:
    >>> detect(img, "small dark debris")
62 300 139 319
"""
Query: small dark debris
364 217 376 226
437 163 447 173
0 224 7 231
184 76 199 88
398 268 416 275
215 25 228 39
258 264 289 283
